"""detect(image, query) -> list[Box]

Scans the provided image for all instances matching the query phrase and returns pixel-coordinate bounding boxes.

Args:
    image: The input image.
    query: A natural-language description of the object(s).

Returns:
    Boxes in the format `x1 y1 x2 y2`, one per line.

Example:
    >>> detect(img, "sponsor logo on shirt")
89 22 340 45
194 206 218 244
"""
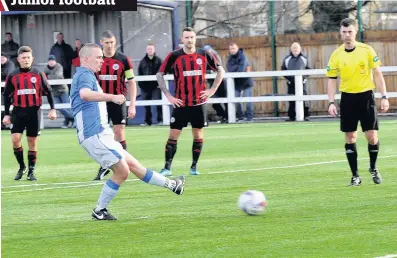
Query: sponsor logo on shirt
182 70 202 77
98 75 118 80
17 89 37 95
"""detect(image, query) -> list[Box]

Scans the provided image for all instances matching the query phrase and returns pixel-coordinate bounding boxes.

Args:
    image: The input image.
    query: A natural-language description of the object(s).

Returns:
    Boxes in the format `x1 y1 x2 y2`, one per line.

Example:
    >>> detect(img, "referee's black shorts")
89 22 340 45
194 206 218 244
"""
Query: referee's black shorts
11 107 41 137
340 90 378 132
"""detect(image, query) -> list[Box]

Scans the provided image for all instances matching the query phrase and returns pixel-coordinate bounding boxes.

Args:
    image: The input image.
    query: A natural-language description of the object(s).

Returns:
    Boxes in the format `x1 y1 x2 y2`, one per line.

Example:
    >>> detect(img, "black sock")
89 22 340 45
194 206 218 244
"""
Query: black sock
191 139 203 169
28 151 37 172
165 139 177 170
119 140 127 150
13 146 25 169
345 143 358 177
368 142 379 170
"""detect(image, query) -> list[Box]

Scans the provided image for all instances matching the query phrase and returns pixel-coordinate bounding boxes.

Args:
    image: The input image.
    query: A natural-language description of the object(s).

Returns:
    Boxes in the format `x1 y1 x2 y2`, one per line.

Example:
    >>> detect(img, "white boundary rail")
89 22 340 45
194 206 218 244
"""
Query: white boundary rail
1 66 397 127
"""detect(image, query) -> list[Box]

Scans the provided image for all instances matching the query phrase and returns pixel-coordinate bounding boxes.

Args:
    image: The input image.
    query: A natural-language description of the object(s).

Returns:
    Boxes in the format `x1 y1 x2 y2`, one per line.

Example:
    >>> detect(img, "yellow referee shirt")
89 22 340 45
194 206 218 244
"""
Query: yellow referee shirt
326 42 381 93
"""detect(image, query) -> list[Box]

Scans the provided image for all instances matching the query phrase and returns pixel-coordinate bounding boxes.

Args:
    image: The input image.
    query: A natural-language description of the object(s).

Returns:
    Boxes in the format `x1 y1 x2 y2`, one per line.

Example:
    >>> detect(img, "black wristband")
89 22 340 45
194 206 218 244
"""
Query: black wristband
381 95 388 99
328 102 335 107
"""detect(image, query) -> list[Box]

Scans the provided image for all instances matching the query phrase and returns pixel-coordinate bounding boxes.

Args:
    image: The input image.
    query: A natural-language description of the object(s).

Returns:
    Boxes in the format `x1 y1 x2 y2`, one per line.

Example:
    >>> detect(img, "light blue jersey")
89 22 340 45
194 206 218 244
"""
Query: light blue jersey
71 67 112 144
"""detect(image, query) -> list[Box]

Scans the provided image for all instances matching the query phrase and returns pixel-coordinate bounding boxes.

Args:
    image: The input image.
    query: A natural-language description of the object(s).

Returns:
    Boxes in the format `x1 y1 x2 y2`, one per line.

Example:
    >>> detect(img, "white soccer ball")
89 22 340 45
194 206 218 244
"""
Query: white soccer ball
238 190 267 215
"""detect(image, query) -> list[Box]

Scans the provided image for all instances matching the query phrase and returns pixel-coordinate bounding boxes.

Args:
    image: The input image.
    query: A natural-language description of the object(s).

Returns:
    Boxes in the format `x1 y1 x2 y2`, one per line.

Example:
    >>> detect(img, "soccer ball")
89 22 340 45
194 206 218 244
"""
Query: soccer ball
238 190 267 215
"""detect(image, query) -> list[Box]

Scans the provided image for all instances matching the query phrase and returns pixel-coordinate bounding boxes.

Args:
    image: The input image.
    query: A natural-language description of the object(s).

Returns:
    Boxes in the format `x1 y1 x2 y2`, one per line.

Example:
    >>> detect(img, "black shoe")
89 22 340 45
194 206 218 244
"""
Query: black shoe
304 117 310 121
171 176 186 195
27 170 37 181
349 176 361 186
369 168 382 184
285 118 295 122
92 208 117 220
93 167 110 180
14 167 27 180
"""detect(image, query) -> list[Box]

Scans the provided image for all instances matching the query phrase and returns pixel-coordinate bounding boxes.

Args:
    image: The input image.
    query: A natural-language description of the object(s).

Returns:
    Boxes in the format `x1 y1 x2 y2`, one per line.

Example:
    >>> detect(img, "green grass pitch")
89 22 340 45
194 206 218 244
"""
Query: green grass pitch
2 121 397 257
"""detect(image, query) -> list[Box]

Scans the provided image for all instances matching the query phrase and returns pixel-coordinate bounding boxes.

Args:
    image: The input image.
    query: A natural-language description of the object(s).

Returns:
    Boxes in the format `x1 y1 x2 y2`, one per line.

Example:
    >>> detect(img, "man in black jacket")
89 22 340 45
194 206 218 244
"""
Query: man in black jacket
1 32 20 65
281 42 311 121
138 44 163 126
49 32 74 79
1 53 16 130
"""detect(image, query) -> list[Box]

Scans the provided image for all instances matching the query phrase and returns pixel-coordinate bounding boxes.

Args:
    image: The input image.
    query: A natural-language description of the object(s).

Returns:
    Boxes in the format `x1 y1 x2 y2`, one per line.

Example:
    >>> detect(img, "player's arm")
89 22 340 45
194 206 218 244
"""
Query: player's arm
2 75 15 125
156 52 183 107
124 57 137 118
79 88 124 104
201 52 225 99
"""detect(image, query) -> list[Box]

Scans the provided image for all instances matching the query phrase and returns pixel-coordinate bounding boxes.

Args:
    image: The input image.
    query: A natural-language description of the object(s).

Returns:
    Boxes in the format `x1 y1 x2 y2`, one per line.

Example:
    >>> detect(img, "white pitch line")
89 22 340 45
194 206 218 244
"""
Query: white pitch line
375 255 397 258
2 154 396 194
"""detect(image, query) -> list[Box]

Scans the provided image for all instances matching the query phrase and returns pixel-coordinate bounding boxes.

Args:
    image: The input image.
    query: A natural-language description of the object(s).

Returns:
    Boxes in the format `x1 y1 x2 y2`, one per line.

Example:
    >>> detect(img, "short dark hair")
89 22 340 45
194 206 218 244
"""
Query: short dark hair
5 32 12 36
229 42 238 47
57 32 64 36
340 18 356 27
17 46 33 56
183 27 195 33
102 30 116 39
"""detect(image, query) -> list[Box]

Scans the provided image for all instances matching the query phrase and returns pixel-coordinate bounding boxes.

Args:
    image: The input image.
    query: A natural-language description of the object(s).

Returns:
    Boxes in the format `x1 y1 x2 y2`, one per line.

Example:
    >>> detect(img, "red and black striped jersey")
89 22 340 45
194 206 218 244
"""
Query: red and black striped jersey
97 51 134 96
3 67 51 108
159 48 220 106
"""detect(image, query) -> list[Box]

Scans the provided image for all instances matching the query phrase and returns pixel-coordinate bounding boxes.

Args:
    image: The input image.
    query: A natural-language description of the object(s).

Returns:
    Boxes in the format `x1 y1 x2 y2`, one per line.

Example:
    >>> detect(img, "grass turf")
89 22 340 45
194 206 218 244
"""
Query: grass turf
2 120 397 257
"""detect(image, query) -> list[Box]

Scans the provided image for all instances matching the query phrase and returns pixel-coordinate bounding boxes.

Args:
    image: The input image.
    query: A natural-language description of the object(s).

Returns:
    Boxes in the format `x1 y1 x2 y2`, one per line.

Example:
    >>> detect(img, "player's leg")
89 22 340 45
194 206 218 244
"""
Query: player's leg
340 93 360 186
190 128 203 175
25 108 41 181
123 150 185 195
361 91 381 184
26 137 38 181
11 110 28 180
189 105 207 175
11 133 26 180
94 102 127 180
160 107 186 176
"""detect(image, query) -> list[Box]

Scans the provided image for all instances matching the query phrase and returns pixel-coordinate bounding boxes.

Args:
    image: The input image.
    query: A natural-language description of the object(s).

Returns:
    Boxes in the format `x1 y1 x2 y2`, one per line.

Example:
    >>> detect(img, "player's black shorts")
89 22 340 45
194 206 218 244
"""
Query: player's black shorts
340 90 378 132
170 105 208 130
10 107 41 137
106 102 127 125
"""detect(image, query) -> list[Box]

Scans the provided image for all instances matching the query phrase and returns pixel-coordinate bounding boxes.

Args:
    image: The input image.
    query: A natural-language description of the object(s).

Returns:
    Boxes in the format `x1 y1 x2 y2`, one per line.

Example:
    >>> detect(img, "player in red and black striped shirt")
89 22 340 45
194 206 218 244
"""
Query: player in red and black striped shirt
93 30 137 180
2 46 57 181
156 27 225 176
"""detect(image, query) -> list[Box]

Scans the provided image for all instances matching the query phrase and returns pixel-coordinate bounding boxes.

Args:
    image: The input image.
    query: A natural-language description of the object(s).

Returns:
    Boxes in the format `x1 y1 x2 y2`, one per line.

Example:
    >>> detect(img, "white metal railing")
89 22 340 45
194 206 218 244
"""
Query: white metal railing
1 67 397 127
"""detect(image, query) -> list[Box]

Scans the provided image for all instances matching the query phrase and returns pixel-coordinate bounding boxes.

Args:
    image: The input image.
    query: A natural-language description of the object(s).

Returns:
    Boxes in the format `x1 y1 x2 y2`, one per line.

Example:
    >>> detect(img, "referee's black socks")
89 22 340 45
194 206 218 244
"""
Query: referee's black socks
368 142 379 170
345 143 358 177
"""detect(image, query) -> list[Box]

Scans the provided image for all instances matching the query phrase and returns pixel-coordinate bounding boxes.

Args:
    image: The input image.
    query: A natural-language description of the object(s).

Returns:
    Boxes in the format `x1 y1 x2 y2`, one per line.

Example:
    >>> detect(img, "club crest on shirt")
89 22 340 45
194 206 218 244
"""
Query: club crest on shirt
30 77 37 83
196 58 202 65
373 56 379 62
113 64 119 70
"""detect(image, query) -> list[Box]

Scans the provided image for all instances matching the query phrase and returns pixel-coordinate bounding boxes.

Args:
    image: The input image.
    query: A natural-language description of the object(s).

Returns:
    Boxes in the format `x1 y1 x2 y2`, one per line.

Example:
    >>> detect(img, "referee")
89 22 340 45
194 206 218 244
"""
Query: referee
326 18 389 186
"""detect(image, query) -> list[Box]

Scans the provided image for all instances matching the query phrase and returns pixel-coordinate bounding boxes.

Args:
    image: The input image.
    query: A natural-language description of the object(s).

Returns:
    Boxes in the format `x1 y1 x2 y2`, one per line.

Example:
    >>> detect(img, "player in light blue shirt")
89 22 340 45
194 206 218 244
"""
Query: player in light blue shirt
71 43 185 220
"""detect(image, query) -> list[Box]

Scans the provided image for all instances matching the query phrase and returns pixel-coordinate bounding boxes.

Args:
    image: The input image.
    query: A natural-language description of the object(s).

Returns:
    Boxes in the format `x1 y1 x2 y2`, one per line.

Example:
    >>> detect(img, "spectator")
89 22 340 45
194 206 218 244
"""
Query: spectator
49 32 74 79
281 42 311 121
1 32 20 65
138 43 163 126
72 38 82 68
203 45 228 123
1 53 15 81
227 42 254 122
44 55 74 128
1 53 15 130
